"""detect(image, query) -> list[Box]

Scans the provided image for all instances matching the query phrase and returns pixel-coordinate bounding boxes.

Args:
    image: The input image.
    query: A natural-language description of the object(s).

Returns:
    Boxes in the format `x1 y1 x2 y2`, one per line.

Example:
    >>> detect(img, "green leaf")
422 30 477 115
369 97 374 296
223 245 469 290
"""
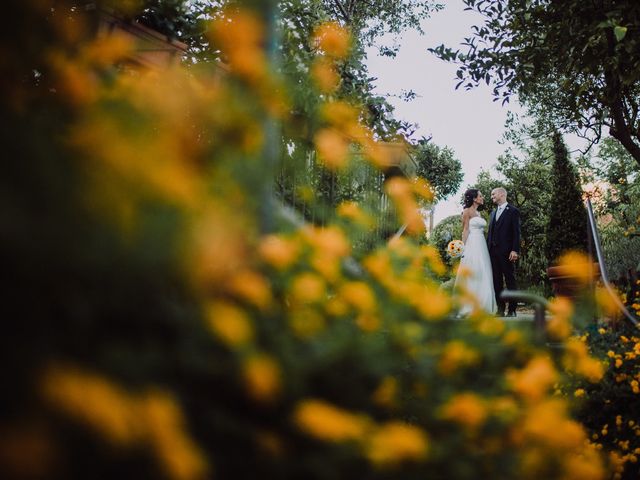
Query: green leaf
614 26 628 42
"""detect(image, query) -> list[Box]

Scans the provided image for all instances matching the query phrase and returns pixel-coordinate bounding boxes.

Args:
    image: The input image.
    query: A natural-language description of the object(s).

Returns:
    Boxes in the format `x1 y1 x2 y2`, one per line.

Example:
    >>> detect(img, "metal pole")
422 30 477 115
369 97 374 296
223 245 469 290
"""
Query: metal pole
585 198 638 327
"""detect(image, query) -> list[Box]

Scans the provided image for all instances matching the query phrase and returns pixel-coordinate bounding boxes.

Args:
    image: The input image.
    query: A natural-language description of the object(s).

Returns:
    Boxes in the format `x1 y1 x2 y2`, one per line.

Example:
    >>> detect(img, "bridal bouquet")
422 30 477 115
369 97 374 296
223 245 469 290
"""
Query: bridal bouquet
447 239 464 258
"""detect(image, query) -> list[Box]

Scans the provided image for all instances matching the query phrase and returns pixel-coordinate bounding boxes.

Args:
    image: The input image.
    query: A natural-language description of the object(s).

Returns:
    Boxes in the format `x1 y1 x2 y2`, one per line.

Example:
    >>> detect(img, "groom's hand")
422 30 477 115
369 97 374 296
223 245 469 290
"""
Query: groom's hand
509 251 519 262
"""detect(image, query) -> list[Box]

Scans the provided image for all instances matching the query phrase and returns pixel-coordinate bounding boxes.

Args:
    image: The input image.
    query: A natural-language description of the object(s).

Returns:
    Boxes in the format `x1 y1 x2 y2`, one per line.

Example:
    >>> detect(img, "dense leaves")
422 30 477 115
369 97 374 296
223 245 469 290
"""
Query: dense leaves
431 0 640 166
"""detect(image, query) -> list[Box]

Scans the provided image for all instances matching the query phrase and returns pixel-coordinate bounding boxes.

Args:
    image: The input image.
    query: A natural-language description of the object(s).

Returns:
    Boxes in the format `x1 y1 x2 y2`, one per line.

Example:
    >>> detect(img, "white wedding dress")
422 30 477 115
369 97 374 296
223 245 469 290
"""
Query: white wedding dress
454 216 497 315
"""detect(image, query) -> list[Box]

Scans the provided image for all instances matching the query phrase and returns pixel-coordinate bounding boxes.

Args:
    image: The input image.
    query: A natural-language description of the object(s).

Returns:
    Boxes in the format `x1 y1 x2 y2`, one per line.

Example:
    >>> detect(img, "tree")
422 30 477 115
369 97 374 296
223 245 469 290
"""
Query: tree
430 214 462 269
412 138 463 200
581 138 640 282
546 131 588 265
431 0 640 167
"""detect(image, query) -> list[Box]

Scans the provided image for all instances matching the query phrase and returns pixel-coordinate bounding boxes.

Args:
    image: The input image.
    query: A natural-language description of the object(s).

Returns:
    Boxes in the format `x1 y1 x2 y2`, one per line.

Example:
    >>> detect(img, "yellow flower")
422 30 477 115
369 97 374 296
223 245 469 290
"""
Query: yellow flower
546 296 573 340
412 177 434 202
312 22 351 58
365 422 428 467
339 281 377 313
574 388 586 398
227 270 273 310
141 391 210 480
420 245 446 275
242 354 281 403
562 443 605 480
521 399 586 450
304 225 351 258
556 251 597 284
414 287 451 320
615 358 623 368
595 287 621 318
208 10 267 82
290 272 326 304
507 355 558 402
311 57 340 93
438 341 479 375
356 313 381 332
337 201 374 229
631 380 640 394
439 393 487 430
563 338 604 382
205 301 254 347
315 128 350 170
259 234 300 270
41 365 140 446
385 177 424 236
293 399 369 442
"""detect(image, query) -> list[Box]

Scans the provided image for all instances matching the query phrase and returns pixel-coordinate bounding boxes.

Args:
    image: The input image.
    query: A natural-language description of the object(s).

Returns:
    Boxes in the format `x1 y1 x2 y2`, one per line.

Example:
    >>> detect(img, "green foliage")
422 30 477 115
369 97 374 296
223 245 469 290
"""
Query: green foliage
430 214 462 270
545 132 588 265
431 0 640 166
412 138 464 201
580 138 640 282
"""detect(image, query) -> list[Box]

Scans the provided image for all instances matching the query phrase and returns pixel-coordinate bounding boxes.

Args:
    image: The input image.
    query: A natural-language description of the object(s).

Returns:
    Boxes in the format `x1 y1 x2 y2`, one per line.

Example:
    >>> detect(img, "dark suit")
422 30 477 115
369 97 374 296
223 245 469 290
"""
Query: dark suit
487 203 521 314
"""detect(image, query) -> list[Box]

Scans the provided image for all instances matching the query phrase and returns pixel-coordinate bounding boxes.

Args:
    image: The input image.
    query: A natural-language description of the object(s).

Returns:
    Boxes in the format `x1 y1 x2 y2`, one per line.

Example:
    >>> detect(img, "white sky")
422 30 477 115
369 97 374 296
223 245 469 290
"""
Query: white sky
365 0 522 225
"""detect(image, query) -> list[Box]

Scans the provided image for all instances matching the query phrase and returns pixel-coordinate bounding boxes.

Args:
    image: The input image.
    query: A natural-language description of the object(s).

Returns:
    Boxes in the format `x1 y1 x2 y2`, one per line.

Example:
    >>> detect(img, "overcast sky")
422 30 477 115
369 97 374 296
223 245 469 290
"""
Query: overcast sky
365 0 522 224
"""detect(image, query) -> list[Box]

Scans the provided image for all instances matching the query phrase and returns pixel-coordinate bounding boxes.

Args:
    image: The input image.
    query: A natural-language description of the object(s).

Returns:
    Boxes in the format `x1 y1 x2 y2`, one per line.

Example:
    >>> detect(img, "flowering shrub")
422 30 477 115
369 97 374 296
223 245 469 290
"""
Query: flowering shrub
0 1 612 479
566 321 640 480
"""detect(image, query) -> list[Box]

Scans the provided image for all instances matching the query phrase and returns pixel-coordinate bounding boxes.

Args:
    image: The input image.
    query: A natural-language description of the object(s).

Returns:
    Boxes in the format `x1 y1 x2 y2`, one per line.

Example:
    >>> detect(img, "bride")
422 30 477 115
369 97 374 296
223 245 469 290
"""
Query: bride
454 189 497 315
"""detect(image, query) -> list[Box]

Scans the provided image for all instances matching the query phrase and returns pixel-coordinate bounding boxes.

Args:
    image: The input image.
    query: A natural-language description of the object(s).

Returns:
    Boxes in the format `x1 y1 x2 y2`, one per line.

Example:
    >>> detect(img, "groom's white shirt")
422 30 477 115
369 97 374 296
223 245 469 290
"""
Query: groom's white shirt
496 202 508 221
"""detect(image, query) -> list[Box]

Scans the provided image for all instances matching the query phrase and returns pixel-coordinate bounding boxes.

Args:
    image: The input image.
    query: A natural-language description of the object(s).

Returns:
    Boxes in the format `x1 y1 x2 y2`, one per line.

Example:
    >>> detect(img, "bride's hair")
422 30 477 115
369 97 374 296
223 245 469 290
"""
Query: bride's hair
462 188 485 210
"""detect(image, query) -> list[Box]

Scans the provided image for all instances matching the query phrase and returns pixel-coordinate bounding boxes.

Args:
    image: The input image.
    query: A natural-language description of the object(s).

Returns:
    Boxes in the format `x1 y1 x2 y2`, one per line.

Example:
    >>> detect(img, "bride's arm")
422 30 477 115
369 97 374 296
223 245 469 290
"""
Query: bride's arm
461 210 470 244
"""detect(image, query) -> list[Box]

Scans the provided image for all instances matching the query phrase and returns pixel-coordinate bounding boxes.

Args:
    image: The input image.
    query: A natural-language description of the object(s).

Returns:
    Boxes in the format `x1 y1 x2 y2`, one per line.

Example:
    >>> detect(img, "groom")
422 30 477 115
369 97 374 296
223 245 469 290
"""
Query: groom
487 187 521 317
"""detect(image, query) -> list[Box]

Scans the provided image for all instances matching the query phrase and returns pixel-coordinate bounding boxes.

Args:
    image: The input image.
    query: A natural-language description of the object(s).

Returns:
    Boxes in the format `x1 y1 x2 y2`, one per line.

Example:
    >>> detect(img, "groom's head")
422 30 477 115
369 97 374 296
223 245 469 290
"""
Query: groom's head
491 187 507 205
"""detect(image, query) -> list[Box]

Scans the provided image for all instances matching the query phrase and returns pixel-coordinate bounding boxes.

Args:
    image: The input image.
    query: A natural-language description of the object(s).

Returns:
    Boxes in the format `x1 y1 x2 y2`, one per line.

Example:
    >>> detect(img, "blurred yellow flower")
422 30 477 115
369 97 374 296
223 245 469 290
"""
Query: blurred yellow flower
41 366 209 480
365 422 428 467
521 399 586 450
556 251 597 284
563 338 604 382
595 287 621 318
507 355 558 402
385 177 424 235
41 365 141 446
414 287 451 320
362 251 393 282
574 388 586 398
312 22 351 58
562 444 606 480
208 9 267 83
546 296 574 339
82 33 133 68
205 301 254 347
243 354 281 404
304 225 351 258
339 281 377 313
315 128 350 170
439 392 487 430
293 399 369 442
311 57 340 93
356 313 381 332
412 177 435 202
228 270 273 310
438 340 479 375
420 245 446 276
337 201 374 229
259 234 300 270
290 272 326 304
141 391 210 480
